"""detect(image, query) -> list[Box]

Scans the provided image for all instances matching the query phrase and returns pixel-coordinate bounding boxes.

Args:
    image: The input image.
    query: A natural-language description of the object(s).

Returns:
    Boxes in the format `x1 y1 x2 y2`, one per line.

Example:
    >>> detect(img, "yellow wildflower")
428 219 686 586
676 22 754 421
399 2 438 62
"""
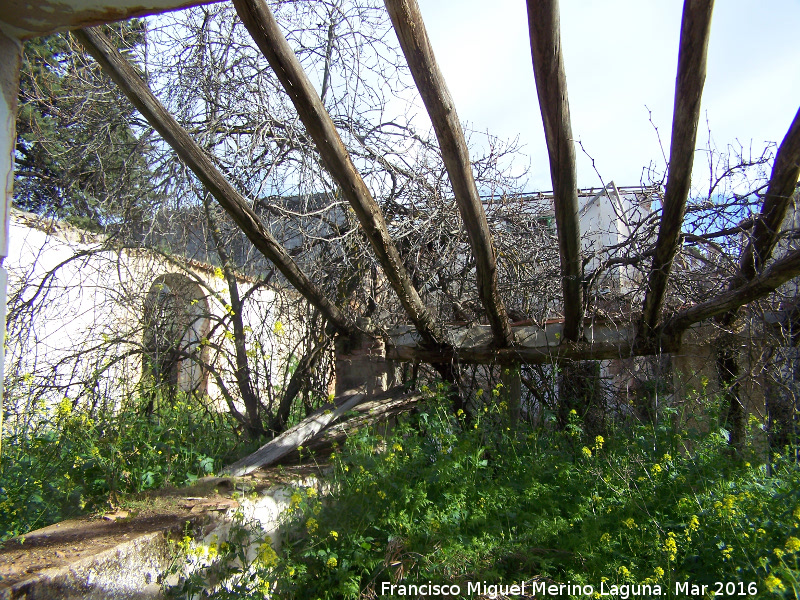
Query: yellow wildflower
664 533 677 562
326 556 338 568
306 487 318 498
582 447 593 459
654 567 665 579
622 518 636 529
765 575 785 593
721 546 733 561
330 530 338 540
594 435 604 450
600 533 611 543
688 515 700 531
306 518 318 535
651 463 663 475
256 542 278 568
786 537 800 553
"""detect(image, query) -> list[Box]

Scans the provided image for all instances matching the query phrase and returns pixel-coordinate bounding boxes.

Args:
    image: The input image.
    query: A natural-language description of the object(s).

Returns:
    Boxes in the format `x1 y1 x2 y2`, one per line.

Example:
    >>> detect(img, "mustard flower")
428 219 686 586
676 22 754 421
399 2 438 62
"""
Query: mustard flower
664 533 677 562
326 556 338 569
765 575 785 593
306 518 318 535
786 537 800 553
582 447 593 459
594 435 604 450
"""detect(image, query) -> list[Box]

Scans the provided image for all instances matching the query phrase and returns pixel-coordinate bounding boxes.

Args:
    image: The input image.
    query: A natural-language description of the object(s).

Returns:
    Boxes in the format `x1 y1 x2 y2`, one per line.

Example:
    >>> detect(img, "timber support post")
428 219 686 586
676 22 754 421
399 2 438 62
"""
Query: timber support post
335 324 390 397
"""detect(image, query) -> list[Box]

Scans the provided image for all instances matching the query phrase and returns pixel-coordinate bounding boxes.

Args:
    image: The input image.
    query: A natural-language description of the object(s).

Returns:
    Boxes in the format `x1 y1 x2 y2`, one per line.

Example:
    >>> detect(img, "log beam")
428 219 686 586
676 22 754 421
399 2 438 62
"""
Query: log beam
75 27 351 335
662 245 800 338
739 107 800 281
526 0 583 342
231 0 446 349
384 0 513 347
385 322 645 365
639 0 714 335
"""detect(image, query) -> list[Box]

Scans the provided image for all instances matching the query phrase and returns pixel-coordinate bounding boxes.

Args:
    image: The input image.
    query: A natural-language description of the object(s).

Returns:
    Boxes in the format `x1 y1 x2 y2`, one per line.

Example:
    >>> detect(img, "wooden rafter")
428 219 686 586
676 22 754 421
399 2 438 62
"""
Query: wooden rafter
662 244 800 338
231 0 446 349
526 0 582 342
74 27 352 336
639 0 714 335
384 0 513 348
739 107 800 281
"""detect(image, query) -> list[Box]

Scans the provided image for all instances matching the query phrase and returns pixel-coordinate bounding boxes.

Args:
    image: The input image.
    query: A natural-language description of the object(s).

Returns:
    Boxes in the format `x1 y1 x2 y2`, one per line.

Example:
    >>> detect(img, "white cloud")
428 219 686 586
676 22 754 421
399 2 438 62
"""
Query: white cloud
415 0 800 191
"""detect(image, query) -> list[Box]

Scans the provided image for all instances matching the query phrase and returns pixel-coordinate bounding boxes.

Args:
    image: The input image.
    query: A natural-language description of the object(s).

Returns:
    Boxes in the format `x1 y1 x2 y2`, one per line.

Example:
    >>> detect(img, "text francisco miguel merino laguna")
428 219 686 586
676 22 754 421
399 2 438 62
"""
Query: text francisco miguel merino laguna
380 579 758 598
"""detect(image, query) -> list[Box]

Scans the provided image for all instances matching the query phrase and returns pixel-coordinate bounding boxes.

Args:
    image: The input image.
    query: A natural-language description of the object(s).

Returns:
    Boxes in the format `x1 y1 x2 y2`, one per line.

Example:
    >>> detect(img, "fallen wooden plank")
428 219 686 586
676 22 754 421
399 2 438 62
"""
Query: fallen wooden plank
276 390 426 464
220 393 367 477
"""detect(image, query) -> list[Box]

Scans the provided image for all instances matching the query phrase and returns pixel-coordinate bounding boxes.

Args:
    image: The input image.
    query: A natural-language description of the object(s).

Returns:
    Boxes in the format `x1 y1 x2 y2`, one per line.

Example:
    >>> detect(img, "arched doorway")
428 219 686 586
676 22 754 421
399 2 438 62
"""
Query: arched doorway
142 274 210 400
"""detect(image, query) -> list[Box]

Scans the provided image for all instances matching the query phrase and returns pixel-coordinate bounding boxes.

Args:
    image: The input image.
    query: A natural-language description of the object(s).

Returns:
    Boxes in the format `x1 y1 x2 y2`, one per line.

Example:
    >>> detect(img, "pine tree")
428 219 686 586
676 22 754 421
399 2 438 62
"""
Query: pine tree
14 22 157 233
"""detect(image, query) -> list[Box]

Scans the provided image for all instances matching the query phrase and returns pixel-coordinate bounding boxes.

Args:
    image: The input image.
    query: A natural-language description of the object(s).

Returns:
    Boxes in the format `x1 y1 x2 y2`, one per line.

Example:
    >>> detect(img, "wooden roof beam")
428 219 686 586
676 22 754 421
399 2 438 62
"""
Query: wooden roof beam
75 27 352 336
639 0 714 336
661 243 800 339
384 0 513 348
526 0 583 342
231 0 446 349
739 107 800 282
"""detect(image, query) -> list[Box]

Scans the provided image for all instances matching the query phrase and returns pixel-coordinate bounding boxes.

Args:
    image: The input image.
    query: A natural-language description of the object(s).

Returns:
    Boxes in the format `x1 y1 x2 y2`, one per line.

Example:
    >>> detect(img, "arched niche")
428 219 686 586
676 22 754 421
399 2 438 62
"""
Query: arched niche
142 273 210 397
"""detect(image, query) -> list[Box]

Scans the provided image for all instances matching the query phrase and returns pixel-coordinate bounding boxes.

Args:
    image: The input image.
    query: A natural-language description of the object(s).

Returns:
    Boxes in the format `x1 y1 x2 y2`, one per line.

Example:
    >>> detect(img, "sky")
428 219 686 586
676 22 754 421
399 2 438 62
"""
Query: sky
412 1 800 193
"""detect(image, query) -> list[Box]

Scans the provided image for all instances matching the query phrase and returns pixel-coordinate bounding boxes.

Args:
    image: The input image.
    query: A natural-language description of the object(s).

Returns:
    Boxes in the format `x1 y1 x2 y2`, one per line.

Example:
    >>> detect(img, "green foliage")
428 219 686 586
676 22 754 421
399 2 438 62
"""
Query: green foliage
14 23 158 230
0 393 242 540
173 385 800 599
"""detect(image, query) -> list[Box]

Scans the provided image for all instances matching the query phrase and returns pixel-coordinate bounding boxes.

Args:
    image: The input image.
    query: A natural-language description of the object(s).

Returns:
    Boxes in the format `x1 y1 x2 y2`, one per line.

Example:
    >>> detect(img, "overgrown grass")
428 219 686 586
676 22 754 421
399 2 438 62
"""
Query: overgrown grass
0 393 248 540
175 384 800 599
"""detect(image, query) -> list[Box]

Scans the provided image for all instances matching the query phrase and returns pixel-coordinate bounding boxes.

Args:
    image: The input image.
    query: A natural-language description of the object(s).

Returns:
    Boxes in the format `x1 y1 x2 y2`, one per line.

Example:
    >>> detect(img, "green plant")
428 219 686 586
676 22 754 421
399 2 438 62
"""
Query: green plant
0 391 246 540
167 384 800 599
